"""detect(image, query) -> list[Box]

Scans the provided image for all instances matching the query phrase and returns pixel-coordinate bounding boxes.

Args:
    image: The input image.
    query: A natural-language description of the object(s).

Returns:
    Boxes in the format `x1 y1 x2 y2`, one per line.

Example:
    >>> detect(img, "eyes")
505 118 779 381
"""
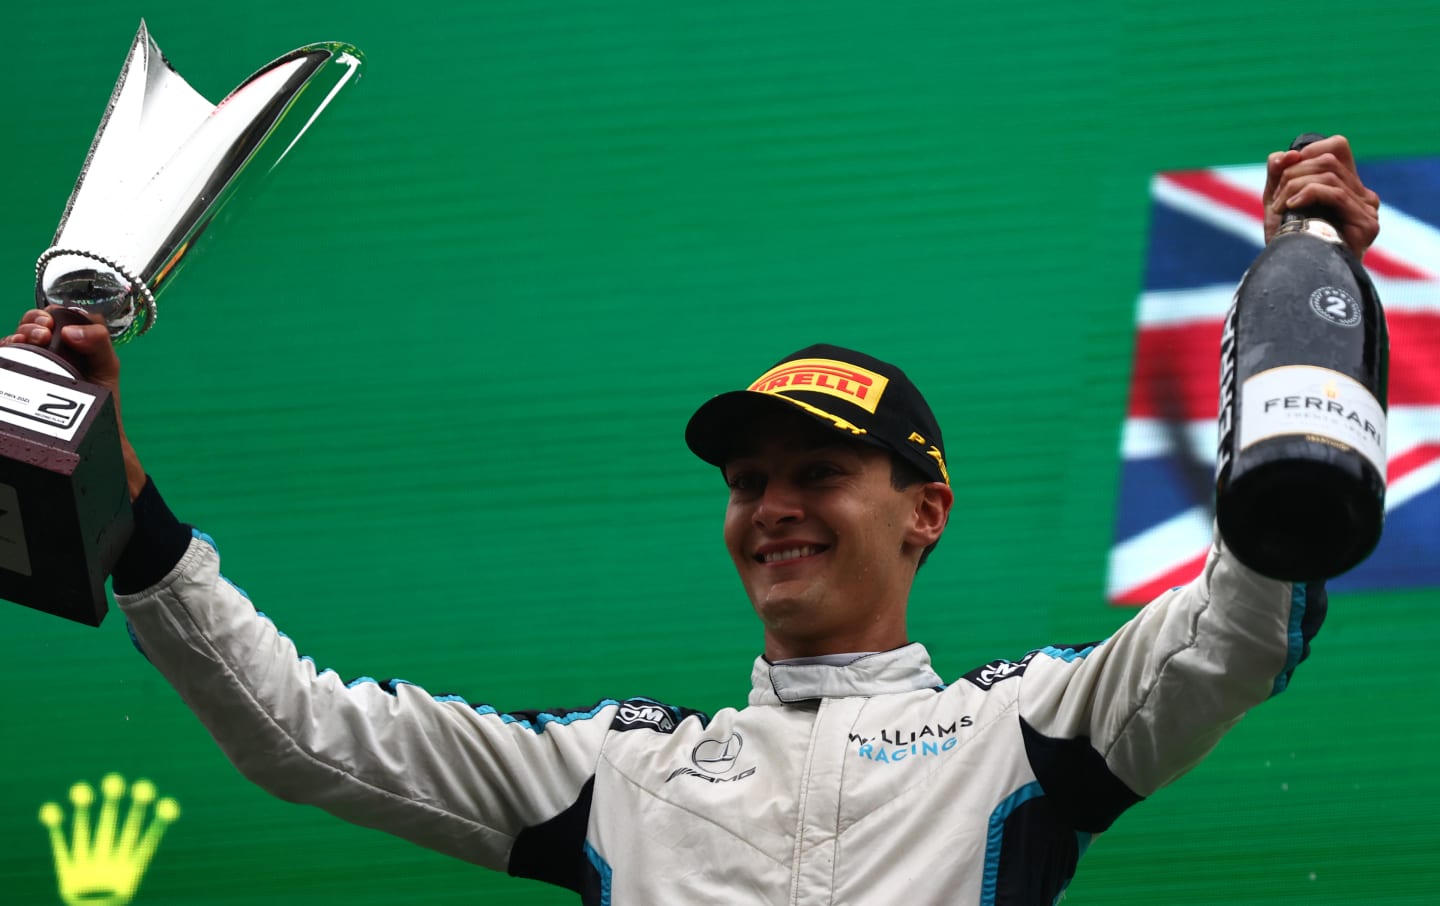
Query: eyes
725 460 847 497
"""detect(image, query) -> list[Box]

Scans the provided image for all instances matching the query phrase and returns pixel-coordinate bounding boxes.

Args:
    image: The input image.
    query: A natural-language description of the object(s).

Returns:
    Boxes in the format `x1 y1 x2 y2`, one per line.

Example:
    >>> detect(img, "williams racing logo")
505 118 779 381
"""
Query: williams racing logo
748 358 889 414
665 733 756 784
849 719 972 764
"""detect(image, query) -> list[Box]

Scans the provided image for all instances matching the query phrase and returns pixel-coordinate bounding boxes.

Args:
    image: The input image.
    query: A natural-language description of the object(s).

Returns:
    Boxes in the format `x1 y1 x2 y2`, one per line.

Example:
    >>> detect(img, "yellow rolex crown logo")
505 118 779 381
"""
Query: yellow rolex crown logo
38 773 180 906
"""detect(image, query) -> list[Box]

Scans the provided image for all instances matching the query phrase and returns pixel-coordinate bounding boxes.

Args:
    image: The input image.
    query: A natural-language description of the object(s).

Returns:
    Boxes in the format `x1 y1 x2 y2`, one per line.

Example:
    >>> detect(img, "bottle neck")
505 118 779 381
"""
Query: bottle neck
1276 216 1344 245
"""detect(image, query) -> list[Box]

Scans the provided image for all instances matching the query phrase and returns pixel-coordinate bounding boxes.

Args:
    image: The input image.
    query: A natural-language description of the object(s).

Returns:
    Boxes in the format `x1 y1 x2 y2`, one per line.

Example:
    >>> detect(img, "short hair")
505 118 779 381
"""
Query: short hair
889 454 942 569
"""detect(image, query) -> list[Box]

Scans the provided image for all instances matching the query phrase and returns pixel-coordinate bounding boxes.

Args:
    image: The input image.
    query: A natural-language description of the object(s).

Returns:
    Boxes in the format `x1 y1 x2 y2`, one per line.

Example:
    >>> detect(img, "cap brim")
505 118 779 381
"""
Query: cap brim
685 390 886 468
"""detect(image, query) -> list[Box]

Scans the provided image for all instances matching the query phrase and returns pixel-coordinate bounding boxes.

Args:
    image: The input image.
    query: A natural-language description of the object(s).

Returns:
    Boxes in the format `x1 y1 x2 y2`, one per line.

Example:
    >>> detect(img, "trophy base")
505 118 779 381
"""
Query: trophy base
0 347 132 625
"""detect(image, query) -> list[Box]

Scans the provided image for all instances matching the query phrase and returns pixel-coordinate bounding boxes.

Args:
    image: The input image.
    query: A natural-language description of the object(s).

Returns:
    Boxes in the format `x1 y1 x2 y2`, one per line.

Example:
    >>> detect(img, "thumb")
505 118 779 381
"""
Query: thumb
57 321 121 387
59 321 111 350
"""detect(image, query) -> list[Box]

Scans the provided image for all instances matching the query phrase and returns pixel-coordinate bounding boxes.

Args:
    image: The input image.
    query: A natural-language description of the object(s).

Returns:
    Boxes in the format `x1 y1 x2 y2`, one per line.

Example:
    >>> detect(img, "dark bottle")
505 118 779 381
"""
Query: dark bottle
1215 134 1389 581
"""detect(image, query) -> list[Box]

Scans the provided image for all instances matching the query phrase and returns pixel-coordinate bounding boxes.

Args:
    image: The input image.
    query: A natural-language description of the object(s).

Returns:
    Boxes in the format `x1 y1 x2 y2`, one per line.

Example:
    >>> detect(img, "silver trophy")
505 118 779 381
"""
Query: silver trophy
35 20 364 342
0 22 363 625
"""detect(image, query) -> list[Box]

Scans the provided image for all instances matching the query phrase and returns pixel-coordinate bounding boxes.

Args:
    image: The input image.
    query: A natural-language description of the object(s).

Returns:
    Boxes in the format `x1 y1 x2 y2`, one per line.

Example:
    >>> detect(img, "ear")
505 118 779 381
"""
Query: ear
905 481 953 550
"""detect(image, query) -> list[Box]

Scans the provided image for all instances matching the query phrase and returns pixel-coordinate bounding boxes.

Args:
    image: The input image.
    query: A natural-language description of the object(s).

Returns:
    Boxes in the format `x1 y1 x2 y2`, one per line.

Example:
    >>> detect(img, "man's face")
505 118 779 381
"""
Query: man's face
721 412 940 659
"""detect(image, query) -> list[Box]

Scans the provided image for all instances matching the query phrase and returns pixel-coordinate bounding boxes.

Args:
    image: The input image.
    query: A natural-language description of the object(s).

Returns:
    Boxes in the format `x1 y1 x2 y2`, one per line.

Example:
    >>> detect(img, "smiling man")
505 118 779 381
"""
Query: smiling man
4 135 1381 904
687 347 953 661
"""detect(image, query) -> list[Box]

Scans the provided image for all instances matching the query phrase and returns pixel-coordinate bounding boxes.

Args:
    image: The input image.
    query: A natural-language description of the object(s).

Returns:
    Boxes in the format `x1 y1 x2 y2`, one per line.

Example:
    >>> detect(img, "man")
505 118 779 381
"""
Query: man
6 136 1381 904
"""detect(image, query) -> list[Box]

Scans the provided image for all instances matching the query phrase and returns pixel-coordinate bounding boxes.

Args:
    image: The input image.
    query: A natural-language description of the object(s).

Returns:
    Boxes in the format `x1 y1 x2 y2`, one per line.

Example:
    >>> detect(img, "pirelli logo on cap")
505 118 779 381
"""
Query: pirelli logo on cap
748 358 889 414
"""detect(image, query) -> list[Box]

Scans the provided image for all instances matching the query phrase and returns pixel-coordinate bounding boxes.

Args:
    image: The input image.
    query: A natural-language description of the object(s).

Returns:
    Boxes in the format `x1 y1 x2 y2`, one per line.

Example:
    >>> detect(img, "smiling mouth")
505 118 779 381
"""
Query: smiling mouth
758 544 828 564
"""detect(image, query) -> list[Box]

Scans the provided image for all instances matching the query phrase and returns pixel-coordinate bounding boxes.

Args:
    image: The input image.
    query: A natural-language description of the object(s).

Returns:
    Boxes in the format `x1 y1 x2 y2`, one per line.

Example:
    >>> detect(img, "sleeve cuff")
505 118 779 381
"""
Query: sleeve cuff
111 477 193 595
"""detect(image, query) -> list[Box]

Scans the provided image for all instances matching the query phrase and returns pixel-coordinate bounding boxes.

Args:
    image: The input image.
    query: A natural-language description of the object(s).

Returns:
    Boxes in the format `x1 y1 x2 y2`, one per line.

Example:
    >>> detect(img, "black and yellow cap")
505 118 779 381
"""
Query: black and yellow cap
685 344 949 486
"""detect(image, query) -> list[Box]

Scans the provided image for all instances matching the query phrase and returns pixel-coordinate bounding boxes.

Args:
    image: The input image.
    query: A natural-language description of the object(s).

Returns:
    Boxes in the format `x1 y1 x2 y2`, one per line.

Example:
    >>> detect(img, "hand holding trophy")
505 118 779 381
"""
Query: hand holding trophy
0 22 363 625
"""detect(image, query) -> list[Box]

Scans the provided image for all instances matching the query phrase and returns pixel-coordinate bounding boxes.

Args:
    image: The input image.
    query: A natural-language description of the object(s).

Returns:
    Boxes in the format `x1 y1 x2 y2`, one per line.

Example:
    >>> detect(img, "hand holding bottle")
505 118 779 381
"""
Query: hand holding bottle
1216 135 1388 581
1262 134 1380 257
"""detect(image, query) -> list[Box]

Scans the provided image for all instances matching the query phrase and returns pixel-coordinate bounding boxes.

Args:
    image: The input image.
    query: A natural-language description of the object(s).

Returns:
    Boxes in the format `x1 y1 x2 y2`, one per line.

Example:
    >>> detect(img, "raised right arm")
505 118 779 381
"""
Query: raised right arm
112 484 613 871
2 311 616 879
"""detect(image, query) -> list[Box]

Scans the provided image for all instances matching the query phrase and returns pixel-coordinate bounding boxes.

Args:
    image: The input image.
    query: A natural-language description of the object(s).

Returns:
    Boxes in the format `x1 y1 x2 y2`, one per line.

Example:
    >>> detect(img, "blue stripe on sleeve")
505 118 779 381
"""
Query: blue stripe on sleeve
243 596 623 735
190 528 250 599
1271 583 1308 697
125 620 149 660
1038 644 1097 662
471 700 620 734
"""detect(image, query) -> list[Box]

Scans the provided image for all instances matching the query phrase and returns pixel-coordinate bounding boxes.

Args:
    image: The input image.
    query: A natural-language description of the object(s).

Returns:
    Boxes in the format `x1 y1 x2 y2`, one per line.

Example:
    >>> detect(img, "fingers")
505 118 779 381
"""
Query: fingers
1262 149 1301 209
1270 146 1367 217
0 308 121 388
0 309 54 348
1263 148 1306 247
0 328 44 347
1262 135 1379 257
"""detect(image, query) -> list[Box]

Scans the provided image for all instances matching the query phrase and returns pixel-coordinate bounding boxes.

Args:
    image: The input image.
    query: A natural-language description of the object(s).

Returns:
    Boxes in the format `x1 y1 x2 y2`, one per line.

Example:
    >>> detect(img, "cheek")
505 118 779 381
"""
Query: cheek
859 498 910 556
722 505 747 562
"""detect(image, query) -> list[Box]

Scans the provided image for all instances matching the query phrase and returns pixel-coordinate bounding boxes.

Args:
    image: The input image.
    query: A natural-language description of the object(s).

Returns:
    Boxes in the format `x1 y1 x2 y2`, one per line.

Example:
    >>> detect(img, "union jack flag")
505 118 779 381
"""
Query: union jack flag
1109 156 1440 605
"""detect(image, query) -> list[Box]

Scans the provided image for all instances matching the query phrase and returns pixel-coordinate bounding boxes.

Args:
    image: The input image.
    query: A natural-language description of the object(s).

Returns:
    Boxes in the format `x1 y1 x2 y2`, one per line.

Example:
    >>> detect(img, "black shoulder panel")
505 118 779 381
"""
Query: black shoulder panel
1019 717 1141 833
508 776 596 893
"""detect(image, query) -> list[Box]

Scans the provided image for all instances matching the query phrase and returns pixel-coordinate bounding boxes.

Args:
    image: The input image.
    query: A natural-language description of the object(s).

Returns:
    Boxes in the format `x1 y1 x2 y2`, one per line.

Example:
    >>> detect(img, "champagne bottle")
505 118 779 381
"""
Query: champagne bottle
1214 134 1389 581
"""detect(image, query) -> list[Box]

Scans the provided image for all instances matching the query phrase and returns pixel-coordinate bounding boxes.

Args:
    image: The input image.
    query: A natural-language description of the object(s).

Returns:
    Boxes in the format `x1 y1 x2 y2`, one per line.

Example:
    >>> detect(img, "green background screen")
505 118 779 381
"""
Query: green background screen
2 2 1436 903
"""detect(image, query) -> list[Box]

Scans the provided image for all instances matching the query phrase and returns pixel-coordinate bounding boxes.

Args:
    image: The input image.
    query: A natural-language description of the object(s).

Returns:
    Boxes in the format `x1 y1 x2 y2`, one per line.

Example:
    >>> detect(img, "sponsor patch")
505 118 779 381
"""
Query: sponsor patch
664 732 756 784
611 700 677 733
748 358 889 414
849 718 973 764
961 652 1039 690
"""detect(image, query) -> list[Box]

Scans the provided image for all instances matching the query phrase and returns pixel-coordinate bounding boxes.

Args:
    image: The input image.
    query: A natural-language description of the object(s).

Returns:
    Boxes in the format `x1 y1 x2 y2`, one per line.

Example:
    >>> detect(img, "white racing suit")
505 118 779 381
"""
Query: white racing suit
112 480 1324 905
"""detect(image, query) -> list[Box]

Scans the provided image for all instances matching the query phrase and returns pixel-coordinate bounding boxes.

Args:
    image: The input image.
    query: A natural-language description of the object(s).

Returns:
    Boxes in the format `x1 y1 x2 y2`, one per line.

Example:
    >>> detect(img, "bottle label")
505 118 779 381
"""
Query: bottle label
1309 286 1363 327
1215 301 1239 480
1239 365 1386 475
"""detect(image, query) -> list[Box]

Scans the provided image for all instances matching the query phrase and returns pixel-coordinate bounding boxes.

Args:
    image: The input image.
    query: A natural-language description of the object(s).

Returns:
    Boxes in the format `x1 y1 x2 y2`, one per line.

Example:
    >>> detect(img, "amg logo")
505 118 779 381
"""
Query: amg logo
664 766 757 784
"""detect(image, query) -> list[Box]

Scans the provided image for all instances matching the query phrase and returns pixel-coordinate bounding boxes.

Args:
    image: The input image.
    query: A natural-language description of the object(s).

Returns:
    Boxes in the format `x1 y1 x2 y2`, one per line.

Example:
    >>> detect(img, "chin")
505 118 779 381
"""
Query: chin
752 589 826 634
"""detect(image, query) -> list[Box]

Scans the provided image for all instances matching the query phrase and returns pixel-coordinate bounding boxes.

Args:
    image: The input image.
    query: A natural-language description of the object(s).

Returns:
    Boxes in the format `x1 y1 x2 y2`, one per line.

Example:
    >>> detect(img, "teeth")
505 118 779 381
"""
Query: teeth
763 545 821 564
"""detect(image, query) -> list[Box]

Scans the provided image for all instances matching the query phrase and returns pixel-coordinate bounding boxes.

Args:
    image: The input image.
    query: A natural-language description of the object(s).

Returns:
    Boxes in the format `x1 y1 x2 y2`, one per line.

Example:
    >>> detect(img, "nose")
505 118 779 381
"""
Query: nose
753 479 803 529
